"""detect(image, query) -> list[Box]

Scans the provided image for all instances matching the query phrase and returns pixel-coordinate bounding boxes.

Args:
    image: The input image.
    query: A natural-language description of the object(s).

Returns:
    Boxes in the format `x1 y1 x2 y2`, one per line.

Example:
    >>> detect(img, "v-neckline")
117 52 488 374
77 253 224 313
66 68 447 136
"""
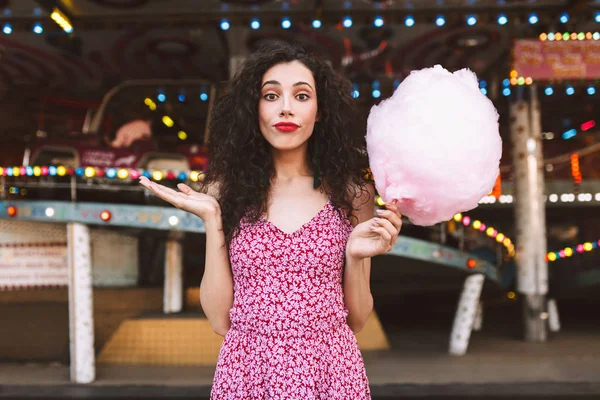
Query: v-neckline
261 200 331 236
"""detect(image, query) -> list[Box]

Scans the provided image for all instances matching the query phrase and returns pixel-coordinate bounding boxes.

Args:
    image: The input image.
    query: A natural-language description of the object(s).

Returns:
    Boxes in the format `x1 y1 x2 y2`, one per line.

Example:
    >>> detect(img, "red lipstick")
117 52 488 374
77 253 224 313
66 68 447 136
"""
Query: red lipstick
274 122 299 132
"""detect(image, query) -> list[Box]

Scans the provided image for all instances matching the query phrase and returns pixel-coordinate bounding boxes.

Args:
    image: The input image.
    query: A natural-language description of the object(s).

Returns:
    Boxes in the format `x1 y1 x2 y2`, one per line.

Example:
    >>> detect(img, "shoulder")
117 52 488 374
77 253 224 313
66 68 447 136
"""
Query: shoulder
346 181 375 226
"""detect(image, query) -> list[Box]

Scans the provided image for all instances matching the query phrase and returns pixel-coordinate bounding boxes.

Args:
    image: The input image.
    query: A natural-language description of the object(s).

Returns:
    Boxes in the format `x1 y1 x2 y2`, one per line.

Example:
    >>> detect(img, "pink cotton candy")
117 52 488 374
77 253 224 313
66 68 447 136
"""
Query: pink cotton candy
366 65 502 226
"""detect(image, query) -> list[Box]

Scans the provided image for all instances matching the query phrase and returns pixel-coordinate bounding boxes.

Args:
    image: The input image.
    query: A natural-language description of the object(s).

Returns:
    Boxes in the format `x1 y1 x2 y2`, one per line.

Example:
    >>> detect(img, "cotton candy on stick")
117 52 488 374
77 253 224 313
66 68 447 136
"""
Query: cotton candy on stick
366 65 502 226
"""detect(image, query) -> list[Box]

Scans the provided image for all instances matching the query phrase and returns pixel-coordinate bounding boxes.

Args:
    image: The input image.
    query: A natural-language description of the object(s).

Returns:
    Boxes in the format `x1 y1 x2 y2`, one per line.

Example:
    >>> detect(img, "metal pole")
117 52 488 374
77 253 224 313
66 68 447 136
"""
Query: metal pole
510 85 548 342
67 223 96 383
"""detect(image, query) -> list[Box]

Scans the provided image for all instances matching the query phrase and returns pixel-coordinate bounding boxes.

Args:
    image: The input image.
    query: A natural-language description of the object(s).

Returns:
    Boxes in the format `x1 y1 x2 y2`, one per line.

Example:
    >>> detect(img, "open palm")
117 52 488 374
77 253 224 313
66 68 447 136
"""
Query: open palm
139 176 220 220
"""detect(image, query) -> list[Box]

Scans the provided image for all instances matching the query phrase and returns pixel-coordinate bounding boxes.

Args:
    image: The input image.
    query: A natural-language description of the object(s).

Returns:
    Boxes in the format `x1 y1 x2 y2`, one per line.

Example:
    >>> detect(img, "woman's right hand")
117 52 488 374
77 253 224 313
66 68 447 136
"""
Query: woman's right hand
139 176 221 221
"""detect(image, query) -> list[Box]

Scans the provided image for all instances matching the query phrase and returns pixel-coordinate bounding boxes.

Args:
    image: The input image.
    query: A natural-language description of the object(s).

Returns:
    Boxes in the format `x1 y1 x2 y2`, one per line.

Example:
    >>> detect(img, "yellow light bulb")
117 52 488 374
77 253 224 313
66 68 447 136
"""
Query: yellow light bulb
178 131 188 140
162 116 174 128
547 252 557 261
189 171 199 182
84 167 95 178
152 170 163 181
486 227 494 237
33 166 41 176
472 220 481 230
117 169 129 179
564 247 573 257
375 196 385 207
57 166 67 176
583 242 593 251
453 213 462 222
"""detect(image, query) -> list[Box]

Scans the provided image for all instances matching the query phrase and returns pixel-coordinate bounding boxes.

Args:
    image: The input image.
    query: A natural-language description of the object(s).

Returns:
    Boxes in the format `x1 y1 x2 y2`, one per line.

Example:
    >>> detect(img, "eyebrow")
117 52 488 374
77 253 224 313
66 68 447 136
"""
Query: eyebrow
261 80 314 91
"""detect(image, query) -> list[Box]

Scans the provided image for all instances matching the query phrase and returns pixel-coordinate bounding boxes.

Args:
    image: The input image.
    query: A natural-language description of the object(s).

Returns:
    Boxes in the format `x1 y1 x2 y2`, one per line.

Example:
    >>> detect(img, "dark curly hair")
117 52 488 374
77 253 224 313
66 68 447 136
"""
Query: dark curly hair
203 40 370 245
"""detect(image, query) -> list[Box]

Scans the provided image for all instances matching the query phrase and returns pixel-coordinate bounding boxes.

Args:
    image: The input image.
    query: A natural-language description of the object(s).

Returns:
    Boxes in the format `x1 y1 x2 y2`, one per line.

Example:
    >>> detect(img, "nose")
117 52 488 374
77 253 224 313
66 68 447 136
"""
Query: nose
279 96 294 117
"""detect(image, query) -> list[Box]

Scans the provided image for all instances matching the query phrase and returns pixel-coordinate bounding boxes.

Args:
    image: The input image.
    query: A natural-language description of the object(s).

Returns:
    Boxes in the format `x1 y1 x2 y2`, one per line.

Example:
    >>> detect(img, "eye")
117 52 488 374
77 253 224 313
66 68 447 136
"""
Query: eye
263 93 278 101
296 93 310 101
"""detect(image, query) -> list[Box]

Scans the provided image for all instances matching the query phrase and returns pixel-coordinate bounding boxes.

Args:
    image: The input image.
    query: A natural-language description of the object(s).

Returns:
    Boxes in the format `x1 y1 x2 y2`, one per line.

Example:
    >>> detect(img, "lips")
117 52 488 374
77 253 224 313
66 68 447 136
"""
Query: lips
274 122 299 132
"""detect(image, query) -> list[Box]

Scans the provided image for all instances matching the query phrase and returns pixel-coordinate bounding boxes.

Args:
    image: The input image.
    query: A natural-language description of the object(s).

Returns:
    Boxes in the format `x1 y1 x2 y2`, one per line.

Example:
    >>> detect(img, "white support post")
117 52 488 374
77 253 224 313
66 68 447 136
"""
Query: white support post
547 298 561 332
163 231 184 314
67 223 96 384
449 274 485 356
473 301 483 332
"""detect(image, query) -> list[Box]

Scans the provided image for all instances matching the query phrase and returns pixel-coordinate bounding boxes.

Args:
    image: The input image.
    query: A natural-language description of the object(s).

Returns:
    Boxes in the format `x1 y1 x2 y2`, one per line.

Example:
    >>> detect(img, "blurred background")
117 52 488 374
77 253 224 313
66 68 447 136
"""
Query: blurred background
0 0 599 399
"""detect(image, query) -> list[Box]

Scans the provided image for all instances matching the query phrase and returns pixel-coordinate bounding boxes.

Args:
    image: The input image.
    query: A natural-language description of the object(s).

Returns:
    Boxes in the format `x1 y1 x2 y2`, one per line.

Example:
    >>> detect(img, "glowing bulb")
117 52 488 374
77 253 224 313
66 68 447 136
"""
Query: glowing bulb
528 13 538 24
220 19 230 30
84 167 95 178
559 12 569 24
453 213 462 222
312 19 322 28
56 166 67 176
405 15 414 27
100 211 111 222
189 171 200 182
466 15 477 26
564 247 573 257
497 14 508 25
565 86 575 95
117 169 129 179
45 207 55 217
374 16 384 27
162 116 174 127
7 206 17 217
178 131 188 140
168 216 179 226
547 252 557 262
250 18 260 30
152 170 163 181
435 15 445 26
343 16 353 28
281 18 291 29
32 23 43 34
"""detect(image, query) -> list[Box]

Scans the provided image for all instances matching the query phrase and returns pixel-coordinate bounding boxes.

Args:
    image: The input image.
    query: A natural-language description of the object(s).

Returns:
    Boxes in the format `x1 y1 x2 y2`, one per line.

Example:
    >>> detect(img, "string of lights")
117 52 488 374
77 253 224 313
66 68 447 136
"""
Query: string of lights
0 166 204 182
546 240 600 262
1 6 599 34
452 212 516 258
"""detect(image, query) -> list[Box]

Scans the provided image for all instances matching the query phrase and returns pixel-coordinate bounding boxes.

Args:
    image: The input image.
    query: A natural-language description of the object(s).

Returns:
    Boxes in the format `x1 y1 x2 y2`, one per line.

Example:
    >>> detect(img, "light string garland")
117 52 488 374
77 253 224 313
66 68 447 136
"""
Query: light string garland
546 239 600 262
0 166 204 182
452 212 516 258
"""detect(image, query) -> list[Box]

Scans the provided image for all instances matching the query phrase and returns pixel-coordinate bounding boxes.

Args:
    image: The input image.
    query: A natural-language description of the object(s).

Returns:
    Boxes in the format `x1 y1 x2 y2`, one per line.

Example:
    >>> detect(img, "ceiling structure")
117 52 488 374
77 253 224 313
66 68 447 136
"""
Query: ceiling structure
0 0 598 175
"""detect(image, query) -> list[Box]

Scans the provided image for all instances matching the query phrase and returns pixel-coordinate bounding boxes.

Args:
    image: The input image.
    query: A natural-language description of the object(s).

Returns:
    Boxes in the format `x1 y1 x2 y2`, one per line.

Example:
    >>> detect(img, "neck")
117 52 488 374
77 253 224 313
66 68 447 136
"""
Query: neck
271 145 311 181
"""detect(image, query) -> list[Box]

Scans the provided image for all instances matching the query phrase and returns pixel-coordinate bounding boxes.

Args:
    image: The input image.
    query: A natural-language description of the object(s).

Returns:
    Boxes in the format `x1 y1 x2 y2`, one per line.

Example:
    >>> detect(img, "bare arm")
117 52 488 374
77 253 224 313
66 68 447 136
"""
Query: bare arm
140 178 233 336
197 182 233 336
344 183 402 333
344 183 375 333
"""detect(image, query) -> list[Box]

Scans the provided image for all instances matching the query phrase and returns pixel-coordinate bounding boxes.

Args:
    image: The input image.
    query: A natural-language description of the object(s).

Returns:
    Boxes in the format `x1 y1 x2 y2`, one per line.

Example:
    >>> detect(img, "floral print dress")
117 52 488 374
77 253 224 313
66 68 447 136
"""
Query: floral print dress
210 200 371 399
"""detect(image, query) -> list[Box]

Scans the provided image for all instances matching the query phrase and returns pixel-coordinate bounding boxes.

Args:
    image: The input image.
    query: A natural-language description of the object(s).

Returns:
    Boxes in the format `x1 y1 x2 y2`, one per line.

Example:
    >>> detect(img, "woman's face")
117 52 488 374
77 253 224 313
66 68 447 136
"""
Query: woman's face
258 61 318 154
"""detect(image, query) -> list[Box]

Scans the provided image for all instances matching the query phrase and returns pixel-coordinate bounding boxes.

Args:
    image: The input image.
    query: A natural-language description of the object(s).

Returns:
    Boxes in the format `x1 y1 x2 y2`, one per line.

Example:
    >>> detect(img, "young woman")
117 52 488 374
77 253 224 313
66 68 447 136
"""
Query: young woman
139 41 402 399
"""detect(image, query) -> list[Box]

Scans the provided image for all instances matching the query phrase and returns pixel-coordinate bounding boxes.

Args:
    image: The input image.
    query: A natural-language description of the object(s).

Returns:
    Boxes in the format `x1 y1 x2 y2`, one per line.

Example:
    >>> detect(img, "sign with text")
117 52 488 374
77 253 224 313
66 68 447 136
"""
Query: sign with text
513 39 600 80
0 243 68 288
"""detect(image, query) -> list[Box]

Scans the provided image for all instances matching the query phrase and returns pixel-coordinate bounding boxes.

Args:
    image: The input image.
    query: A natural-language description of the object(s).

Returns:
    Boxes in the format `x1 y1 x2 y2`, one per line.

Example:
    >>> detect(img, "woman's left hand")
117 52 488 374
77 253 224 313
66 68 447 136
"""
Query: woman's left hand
346 200 403 261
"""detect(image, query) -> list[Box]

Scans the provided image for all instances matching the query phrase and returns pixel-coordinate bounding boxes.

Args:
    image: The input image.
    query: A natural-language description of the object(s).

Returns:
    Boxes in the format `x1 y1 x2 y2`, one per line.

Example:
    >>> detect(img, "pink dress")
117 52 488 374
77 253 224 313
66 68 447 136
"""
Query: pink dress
210 200 371 399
